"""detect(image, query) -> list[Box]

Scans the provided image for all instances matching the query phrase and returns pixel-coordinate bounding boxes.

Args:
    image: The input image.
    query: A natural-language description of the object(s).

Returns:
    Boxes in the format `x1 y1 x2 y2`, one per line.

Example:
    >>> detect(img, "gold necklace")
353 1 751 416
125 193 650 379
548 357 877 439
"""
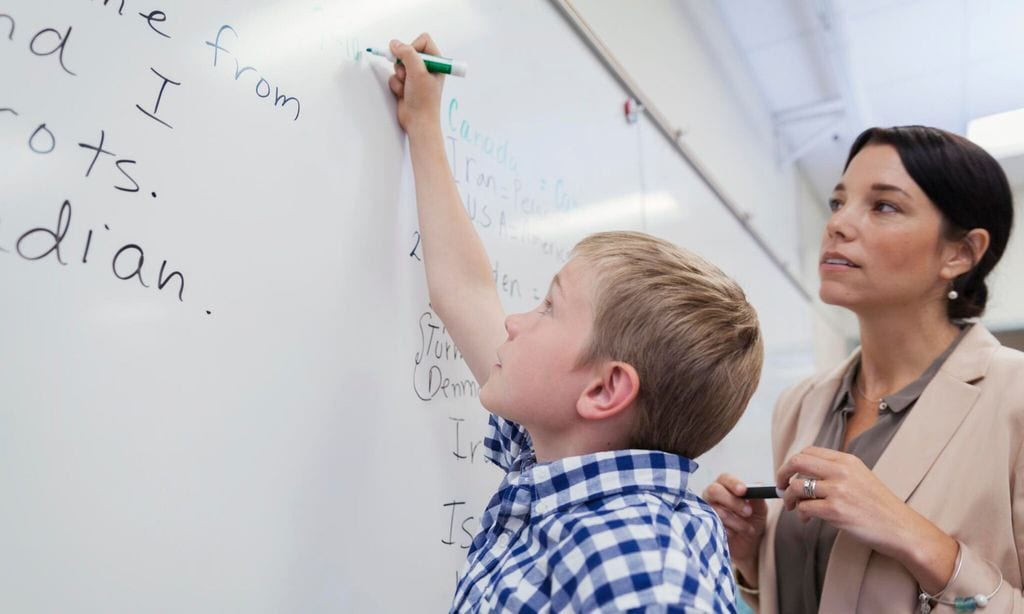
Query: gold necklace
854 376 889 410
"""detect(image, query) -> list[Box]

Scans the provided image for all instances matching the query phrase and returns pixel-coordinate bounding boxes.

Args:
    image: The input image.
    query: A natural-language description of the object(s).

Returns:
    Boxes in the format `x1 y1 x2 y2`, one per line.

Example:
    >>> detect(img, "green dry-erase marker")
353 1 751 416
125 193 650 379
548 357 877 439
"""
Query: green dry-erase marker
364 47 467 77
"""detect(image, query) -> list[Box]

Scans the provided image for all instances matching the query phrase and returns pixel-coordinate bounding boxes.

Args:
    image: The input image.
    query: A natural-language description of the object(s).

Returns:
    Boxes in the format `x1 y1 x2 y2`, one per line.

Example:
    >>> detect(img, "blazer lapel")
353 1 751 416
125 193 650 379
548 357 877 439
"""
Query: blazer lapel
782 354 857 466
819 325 999 612
760 356 855 614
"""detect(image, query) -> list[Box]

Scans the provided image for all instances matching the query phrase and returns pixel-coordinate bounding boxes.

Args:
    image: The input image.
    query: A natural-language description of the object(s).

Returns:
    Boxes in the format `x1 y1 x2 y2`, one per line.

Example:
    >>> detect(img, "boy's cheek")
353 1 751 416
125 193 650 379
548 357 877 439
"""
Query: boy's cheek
479 381 500 411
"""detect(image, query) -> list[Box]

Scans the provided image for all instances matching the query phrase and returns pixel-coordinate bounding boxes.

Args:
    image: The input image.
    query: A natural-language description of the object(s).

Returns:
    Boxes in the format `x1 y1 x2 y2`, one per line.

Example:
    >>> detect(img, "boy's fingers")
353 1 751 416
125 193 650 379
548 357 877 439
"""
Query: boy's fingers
388 74 403 98
394 63 407 82
411 32 441 55
389 39 427 75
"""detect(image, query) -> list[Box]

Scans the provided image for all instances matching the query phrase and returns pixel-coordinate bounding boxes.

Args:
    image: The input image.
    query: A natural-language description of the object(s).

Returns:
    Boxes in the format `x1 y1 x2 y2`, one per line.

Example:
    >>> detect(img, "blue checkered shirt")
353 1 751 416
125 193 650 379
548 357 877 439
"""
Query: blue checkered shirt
450 415 736 613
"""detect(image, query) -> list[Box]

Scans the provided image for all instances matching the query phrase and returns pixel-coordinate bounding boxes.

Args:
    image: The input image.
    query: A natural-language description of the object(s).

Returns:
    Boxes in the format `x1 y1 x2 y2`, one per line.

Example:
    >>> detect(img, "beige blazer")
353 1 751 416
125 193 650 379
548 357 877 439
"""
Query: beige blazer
744 324 1024 613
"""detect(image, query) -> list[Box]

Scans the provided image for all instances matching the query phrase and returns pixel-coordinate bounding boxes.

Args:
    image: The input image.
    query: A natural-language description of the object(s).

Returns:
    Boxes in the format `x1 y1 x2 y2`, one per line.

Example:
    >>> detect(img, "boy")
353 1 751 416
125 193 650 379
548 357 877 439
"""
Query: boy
386 35 763 613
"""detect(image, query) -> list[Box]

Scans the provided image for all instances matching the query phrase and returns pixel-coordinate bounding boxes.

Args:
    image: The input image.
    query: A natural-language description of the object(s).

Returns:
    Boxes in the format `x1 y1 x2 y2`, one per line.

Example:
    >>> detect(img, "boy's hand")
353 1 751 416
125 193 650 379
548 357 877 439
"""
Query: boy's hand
703 473 767 586
388 34 445 135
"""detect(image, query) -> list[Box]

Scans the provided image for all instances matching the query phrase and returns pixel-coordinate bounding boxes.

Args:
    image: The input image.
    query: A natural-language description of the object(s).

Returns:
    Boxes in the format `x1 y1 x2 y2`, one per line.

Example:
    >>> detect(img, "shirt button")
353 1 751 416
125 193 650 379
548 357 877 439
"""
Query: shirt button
495 534 510 549
879 401 888 411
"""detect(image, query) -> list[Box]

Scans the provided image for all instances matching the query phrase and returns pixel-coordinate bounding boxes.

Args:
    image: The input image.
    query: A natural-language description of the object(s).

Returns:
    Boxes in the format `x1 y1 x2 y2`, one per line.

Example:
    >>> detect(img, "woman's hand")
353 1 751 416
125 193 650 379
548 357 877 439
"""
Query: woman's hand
775 446 908 553
775 446 958 592
387 34 445 134
703 473 767 584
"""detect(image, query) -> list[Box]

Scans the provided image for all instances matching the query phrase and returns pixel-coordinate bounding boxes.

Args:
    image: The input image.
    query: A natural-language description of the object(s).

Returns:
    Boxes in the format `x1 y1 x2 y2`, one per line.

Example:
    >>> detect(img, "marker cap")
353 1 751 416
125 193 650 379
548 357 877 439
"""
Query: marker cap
448 60 467 78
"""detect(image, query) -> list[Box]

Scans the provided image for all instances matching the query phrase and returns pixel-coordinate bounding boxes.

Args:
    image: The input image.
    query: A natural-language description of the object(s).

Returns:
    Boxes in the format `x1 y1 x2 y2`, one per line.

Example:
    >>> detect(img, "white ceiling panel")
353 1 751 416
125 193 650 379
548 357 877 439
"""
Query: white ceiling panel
966 56 1024 120
834 0 913 19
745 35 834 110
865 72 963 129
709 0 1024 195
966 0 1024 62
843 0 962 86
800 143 852 196
716 0 811 50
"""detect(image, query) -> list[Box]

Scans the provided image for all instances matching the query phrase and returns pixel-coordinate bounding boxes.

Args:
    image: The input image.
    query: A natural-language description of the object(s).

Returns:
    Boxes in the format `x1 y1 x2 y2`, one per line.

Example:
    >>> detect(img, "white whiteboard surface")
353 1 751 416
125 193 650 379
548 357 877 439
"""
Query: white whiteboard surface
0 1 814 612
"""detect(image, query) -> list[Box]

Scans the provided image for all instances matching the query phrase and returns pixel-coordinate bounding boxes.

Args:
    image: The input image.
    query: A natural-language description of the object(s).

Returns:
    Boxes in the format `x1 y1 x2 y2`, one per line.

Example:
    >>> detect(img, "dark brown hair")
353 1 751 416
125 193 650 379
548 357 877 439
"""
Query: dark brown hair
845 126 1014 318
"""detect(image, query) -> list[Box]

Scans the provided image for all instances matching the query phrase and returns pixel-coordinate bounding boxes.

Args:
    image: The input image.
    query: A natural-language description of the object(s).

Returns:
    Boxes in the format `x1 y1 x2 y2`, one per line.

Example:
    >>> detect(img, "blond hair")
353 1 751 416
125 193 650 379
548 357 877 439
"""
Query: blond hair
572 231 763 459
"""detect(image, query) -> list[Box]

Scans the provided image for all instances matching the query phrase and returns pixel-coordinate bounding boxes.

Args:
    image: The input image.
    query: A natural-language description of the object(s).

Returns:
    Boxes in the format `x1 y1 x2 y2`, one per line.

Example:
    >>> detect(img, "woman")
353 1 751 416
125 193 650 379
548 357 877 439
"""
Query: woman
705 125 1022 613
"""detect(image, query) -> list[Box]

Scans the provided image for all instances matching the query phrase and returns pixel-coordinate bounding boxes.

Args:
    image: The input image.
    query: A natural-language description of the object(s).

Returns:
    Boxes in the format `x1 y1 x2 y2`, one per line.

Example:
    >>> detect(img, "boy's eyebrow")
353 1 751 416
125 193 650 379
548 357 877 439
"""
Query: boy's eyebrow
550 274 563 297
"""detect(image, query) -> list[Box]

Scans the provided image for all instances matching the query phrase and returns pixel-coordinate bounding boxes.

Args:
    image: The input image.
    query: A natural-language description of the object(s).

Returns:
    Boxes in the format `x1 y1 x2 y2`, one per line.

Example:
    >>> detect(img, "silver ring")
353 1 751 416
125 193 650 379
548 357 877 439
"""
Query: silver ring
802 477 818 499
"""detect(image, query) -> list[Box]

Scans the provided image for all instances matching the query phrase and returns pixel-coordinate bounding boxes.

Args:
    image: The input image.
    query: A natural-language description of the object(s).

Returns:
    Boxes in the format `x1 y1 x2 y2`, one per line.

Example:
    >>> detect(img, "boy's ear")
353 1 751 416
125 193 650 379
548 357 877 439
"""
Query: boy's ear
577 361 640 422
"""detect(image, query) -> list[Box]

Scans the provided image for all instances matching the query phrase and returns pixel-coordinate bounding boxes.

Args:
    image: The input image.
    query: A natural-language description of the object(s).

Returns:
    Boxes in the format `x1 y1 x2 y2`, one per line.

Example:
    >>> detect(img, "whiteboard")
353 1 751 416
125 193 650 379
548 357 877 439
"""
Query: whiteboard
0 1 814 611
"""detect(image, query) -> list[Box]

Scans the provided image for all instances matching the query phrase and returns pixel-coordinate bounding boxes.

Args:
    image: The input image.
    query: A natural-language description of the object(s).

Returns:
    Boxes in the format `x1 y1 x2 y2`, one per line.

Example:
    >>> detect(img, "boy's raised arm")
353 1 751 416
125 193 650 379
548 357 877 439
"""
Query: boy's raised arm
388 36 507 387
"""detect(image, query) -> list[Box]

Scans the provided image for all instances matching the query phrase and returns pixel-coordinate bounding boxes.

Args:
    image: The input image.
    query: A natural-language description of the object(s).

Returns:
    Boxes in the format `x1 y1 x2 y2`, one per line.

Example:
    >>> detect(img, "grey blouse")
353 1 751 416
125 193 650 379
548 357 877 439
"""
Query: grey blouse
774 324 971 613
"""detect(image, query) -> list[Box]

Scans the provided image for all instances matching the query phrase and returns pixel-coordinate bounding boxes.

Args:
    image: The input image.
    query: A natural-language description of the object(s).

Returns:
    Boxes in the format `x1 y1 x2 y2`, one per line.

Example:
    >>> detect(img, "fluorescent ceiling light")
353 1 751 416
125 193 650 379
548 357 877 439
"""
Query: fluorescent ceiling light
967 107 1024 159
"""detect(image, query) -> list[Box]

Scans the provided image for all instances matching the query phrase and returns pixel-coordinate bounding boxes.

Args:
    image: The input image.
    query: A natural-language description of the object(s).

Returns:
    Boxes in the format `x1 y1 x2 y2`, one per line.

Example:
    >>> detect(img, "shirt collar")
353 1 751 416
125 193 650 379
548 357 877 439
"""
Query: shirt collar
524 449 697 517
830 323 974 415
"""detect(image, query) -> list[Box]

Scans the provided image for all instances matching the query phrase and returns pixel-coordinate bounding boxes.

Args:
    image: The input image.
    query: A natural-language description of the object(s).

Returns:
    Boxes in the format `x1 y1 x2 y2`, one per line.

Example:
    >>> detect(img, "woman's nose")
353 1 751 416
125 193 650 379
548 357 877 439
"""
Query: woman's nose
825 204 854 240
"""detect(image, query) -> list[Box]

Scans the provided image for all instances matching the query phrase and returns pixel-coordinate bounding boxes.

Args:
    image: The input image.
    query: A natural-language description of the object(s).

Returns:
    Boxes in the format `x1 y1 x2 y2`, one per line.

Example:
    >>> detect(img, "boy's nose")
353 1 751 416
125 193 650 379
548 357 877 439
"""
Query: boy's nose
504 313 523 338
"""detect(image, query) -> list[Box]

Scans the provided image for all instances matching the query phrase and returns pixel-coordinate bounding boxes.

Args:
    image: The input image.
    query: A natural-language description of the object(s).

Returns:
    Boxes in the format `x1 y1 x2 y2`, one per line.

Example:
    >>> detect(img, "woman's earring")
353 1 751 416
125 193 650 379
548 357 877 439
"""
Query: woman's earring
948 289 959 300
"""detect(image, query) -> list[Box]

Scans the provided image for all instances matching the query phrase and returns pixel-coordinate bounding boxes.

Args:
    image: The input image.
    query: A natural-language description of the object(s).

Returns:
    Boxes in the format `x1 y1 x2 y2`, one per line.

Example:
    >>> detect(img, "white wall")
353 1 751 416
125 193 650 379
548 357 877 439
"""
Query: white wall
984 184 1024 331
570 0 853 367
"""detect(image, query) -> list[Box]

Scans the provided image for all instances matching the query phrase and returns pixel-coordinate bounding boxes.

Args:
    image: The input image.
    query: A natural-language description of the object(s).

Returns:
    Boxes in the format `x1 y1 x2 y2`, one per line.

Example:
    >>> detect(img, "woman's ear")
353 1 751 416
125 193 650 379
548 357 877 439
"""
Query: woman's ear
577 361 640 422
942 228 990 280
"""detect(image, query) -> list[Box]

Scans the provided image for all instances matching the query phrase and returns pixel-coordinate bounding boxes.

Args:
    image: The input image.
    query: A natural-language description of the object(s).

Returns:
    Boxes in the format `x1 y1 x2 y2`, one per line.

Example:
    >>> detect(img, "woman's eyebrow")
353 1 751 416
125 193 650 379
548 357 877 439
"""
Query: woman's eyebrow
831 182 910 197
870 183 911 197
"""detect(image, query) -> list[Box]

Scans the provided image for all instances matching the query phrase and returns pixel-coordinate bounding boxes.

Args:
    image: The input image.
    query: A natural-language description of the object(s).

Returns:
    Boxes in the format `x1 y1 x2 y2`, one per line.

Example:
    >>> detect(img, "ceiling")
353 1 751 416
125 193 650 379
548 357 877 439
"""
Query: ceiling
712 0 1024 199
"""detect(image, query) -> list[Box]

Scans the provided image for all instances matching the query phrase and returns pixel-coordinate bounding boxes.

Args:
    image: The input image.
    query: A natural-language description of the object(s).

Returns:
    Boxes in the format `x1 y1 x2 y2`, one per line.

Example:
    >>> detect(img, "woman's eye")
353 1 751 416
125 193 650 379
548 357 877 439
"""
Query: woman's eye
540 299 553 315
876 201 898 213
828 199 843 212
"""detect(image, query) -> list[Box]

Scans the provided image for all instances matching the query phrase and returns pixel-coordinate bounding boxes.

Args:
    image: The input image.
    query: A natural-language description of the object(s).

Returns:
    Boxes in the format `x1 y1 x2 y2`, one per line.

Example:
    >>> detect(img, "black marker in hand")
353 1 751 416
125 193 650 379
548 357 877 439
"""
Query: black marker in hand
741 485 784 499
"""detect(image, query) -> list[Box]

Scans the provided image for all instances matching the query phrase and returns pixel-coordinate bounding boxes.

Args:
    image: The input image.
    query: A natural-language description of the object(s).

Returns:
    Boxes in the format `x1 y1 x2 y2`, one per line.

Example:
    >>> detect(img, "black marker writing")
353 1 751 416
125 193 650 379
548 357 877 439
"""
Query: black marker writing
93 0 126 16
81 229 93 263
114 159 140 192
28 123 55 154
135 67 180 129
450 417 467 460
112 244 149 288
16 199 71 264
1 13 14 40
441 500 466 546
450 416 483 463
79 129 114 177
460 516 476 549
78 130 143 192
138 10 170 38
29 25 76 76
157 260 184 301
409 230 422 260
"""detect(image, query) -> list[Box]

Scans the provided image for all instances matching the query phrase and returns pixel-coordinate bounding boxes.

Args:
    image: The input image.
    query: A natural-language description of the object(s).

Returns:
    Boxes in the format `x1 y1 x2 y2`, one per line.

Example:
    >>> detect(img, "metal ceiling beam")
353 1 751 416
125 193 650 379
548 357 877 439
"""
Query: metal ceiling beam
550 0 814 304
